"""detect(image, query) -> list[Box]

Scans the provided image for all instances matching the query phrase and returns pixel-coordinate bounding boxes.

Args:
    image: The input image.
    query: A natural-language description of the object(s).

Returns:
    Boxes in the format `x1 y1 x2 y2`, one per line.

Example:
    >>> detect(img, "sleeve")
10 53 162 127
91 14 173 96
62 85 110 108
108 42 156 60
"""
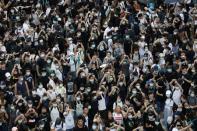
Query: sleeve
50 122 55 130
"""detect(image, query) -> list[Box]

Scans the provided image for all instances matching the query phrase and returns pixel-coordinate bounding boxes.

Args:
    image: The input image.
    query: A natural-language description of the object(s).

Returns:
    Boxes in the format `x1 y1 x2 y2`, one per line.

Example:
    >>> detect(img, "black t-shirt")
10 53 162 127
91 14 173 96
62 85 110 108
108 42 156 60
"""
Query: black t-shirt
38 113 51 131
36 58 47 71
26 115 37 129
87 49 97 59
39 76 49 89
124 118 135 131
73 125 88 131
0 69 7 81
26 95 40 108
156 86 165 102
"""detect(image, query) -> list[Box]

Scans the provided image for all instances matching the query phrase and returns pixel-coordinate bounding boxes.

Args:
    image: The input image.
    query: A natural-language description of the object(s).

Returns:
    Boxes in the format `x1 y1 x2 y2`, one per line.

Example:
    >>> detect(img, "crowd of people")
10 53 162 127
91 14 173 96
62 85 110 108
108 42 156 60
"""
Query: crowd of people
0 0 197 131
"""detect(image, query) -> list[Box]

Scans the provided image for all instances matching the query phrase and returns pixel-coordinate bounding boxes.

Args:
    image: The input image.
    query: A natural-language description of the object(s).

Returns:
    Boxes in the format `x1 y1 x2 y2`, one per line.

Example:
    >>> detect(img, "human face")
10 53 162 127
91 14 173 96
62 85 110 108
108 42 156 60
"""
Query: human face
77 119 84 127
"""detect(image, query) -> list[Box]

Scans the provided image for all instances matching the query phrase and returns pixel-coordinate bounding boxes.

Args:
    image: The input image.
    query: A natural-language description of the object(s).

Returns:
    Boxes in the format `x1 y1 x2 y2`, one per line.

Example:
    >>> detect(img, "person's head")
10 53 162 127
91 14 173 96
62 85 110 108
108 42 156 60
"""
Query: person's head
166 90 172 98
115 106 122 113
76 116 85 127
25 69 31 76
83 107 89 115
41 106 48 114
18 74 24 82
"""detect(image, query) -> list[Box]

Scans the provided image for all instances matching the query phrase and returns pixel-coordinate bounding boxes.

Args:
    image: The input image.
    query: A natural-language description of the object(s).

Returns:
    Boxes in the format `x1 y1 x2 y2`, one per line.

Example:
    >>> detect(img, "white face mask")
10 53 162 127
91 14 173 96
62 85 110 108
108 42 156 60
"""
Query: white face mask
38 85 43 89
100 46 104 51
119 82 124 86
32 91 36 95
76 97 80 101
55 65 59 69
87 88 91 92
92 124 97 130
80 87 84 91
190 93 195 97
47 59 51 64
53 104 57 107
136 85 140 89
20 77 24 81
132 90 137 95
42 72 47 76
28 104 32 108
57 99 61 103
26 72 31 76
40 54 45 58
128 115 133 119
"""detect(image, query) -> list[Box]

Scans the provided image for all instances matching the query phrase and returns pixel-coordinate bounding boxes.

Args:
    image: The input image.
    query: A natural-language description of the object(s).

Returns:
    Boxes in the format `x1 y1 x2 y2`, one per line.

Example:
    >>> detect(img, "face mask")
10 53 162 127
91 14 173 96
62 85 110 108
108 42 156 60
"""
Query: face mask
10 106 15 110
149 83 154 87
26 72 31 76
59 84 63 87
93 96 97 100
28 104 32 108
81 73 86 78
56 65 59 69
92 124 97 130
132 90 137 95
167 68 172 73
42 72 47 76
190 93 195 97
119 82 123 86
39 124 45 129
191 83 194 87
47 59 51 64
76 97 80 101
91 44 96 49
18 103 22 106
38 85 43 89
40 54 45 58
51 73 55 77
128 115 133 119
0 85 6 89
53 104 57 107
99 45 104 51
53 20 57 24
89 79 94 83
32 91 36 95
20 78 24 81
81 27 85 32
87 88 91 92
43 96 48 100
39 40 43 43
80 87 84 91
109 77 113 82
175 86 179 90
191 69 195 73
18 120 23 124
136 85 140 89
57 99 61 102
11 9 14 13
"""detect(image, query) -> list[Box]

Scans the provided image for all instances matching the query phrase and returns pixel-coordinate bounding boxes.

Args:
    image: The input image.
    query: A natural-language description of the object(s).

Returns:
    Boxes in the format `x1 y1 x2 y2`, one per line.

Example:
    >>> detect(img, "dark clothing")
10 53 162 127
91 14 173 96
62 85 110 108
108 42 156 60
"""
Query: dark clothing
73 125 88 131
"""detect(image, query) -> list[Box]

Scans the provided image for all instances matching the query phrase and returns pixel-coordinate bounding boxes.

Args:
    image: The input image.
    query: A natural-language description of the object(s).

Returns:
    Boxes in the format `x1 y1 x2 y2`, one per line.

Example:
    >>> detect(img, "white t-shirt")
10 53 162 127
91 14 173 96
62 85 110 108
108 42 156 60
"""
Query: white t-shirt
172 88 182 106
98 94 106 111
65 111 75 129
50 107 60 123
51 121 66 131
36 88 46 98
